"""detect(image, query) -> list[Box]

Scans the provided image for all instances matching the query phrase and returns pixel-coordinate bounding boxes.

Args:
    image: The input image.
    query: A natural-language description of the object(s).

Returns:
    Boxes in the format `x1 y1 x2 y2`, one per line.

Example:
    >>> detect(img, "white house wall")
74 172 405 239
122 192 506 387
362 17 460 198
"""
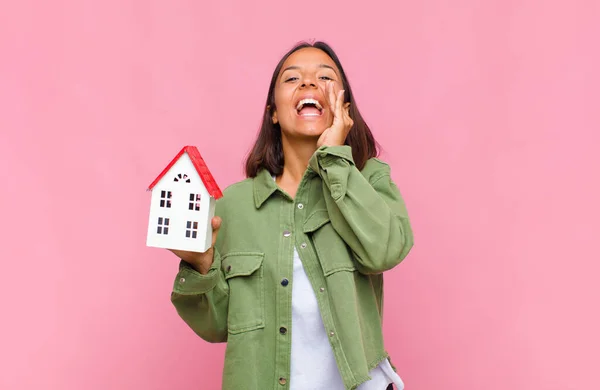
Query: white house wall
146 152 213 253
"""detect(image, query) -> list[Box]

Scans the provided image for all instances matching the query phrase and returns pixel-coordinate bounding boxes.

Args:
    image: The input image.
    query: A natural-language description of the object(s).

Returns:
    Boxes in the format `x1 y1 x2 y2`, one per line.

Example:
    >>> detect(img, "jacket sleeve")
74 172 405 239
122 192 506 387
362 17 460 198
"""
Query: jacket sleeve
308 145 414 274
170 247 229 343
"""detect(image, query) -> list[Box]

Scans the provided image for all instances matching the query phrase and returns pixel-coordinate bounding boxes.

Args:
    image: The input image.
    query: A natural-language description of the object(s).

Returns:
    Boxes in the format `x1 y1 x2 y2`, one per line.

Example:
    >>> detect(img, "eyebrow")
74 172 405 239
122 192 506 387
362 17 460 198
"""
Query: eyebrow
281 64 337 74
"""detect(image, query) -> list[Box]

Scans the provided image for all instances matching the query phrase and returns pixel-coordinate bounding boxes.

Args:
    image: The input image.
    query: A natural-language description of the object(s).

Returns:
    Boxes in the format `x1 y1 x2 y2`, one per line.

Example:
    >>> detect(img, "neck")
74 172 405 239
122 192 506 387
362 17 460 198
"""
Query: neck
276 134 318 198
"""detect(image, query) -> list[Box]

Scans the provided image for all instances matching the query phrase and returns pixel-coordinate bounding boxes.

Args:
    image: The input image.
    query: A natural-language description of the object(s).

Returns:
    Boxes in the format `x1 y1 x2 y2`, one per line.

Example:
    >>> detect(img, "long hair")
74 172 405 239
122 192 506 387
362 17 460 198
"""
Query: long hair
244 41 379 178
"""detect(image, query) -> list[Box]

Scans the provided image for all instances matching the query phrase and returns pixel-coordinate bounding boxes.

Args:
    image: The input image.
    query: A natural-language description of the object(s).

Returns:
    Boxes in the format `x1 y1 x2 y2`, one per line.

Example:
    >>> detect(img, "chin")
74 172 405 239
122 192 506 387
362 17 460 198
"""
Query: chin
280 122 328 141
297 120 327 134
304 126 326 135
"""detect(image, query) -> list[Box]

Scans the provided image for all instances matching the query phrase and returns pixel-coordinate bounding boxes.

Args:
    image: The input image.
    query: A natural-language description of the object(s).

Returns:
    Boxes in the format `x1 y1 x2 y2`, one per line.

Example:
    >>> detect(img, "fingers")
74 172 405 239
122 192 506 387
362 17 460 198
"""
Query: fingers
211 216 222 247
327 81 345 122
212 216 222 230
321 81 352 145
327 81 336 112
335 89 344 118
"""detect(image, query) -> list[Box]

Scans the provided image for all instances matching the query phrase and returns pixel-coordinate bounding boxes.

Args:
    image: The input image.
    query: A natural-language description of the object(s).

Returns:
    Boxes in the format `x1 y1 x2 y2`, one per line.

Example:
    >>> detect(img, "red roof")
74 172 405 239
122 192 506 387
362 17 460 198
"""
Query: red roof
148 146 223 199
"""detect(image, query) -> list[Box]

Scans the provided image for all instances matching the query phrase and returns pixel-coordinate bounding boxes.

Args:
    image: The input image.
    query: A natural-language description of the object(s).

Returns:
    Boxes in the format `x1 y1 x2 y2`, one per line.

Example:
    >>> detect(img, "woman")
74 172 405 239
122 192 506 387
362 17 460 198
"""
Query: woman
169 41 414 390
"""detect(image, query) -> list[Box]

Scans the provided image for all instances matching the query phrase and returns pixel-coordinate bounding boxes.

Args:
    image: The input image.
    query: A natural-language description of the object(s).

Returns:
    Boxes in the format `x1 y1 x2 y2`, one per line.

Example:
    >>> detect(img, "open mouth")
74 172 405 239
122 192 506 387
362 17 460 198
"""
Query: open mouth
296 98 324 117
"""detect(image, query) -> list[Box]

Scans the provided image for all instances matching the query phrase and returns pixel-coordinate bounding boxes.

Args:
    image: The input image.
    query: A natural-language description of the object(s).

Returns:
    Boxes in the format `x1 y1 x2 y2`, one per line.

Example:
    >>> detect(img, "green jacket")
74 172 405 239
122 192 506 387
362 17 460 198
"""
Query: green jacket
171 145 414 390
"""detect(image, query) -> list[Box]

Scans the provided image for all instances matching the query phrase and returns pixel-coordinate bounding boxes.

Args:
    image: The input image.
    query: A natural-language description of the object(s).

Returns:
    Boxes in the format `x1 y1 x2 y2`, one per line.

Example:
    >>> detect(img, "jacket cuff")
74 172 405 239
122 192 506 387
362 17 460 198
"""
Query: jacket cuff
172 251 222 295
309 145 355 200
309 145 355 170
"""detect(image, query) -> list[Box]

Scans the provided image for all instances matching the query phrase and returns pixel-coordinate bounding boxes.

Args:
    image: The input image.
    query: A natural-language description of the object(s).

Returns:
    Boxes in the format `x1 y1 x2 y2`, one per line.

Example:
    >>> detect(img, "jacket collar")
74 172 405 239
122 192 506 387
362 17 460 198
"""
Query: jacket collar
253 169 279 208
253 166 318 208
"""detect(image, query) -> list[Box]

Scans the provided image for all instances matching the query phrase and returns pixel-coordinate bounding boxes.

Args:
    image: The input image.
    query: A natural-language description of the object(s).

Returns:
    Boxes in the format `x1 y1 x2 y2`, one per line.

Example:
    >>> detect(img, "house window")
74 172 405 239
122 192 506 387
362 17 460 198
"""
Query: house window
186 221 198 239
189 193 201 211
160 191 172 208
174 173 191 183
157 217 170 234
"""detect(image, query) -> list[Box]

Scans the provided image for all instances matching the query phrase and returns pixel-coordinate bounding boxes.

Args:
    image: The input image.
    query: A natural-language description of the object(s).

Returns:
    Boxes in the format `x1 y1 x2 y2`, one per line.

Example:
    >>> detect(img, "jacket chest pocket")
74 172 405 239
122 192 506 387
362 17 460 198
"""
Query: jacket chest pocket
304 210 357 276
222 252 265 334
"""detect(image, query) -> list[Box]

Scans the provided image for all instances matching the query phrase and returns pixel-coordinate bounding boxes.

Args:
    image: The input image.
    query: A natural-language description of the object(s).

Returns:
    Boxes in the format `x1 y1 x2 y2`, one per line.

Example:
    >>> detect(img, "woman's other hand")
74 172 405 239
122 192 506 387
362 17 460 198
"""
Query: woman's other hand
317 80 353 147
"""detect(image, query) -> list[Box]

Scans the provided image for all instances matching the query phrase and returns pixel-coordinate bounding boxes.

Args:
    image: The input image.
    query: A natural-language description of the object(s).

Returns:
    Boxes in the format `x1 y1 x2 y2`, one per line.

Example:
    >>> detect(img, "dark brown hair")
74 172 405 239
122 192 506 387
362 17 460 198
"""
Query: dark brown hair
244 41 379 178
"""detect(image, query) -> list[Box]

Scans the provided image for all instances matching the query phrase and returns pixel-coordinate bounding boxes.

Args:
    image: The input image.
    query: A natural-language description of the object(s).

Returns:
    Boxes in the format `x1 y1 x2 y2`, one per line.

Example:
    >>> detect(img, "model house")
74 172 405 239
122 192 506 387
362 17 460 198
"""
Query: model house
146 146 223 253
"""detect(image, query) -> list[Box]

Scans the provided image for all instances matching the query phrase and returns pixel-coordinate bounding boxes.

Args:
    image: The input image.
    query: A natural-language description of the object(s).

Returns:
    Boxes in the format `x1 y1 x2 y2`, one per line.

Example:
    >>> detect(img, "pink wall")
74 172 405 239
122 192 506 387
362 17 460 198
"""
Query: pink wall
1 0 598 389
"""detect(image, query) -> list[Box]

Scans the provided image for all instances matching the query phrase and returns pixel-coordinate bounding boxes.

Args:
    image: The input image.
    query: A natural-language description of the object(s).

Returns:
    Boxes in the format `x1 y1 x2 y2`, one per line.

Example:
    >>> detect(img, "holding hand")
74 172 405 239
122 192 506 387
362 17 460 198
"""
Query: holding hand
168 216 222 275
317 80 353 147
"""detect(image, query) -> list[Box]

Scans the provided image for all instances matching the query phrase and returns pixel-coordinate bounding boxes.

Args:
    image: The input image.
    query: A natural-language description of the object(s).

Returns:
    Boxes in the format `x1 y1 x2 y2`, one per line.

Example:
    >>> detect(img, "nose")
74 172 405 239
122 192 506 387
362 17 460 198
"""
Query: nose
300 75 317 89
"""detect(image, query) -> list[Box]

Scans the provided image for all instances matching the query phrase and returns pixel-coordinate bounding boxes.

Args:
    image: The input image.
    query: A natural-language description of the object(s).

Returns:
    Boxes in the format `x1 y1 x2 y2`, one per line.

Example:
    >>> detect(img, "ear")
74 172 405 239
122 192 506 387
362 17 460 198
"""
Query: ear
269 106 278 124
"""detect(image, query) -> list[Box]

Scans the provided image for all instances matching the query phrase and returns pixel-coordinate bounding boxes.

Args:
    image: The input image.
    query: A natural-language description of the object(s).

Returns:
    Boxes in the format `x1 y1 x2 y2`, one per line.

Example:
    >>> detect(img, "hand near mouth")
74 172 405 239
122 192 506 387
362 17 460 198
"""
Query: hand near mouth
317 81 353 148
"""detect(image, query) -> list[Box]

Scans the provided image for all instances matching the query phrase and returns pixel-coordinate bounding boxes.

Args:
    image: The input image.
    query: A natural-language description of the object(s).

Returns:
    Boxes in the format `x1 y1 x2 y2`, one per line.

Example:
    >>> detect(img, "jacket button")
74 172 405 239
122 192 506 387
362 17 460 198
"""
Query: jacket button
283 230 291 237
226 265 231 272
279 377 287 385
279 326 287 334
281 278 289 286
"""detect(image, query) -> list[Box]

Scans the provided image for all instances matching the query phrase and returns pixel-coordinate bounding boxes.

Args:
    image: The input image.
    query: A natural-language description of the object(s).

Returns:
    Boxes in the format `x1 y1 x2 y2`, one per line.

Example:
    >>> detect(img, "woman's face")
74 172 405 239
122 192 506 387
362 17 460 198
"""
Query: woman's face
272 47 343 139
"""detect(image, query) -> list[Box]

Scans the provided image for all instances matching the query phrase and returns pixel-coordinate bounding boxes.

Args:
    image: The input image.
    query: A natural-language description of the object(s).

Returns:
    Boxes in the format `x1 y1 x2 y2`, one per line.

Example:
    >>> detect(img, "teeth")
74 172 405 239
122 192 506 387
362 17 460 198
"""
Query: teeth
296 98 323 111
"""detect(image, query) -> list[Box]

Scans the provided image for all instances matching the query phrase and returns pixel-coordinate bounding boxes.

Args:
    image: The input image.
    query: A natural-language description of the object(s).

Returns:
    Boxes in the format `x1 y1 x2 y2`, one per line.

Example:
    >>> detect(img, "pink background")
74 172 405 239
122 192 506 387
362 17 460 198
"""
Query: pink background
1 0 599 389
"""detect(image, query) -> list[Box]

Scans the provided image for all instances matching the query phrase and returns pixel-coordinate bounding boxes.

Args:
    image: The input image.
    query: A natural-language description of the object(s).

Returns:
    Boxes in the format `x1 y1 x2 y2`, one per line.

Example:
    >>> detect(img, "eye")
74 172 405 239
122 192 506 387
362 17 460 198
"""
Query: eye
285 76 299 82
319 76 334 81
